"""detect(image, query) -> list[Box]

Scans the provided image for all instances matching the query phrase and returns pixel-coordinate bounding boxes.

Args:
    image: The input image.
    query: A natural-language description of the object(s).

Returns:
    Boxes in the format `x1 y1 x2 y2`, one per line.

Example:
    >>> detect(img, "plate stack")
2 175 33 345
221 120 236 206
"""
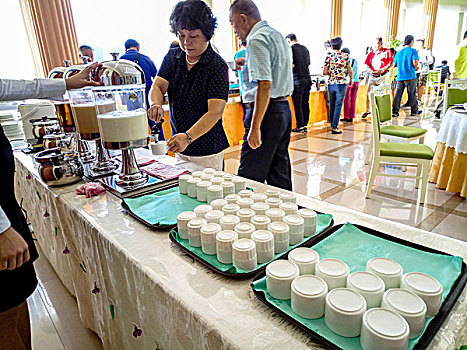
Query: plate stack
0 112 24 140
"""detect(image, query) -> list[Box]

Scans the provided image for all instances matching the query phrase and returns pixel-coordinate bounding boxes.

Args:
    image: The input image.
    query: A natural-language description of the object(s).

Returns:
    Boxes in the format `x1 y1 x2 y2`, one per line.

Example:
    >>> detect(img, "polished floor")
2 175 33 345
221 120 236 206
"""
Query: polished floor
28 108 465 349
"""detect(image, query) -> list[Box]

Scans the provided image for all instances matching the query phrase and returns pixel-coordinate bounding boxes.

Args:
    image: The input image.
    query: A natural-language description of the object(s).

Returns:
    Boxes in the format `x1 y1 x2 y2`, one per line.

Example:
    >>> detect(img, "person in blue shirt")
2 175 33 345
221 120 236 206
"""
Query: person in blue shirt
120 39 163 139
234 43 247 114
392 35 421 117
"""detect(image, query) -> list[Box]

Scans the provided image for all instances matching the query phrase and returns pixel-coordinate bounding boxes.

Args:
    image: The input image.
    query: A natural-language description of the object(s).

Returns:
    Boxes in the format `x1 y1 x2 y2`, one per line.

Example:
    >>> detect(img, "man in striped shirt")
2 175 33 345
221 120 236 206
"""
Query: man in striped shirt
230 0 294 190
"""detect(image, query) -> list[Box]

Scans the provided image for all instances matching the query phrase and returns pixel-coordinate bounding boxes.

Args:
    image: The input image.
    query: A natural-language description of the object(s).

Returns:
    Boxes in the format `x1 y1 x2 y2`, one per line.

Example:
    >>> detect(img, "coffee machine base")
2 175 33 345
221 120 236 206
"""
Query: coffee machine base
83 162 117 180
97 174 177 198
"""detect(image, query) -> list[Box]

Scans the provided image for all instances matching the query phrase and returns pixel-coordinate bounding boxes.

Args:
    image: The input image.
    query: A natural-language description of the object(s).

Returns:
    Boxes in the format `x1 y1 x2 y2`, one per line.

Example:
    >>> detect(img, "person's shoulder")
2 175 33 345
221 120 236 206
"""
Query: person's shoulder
211 50 228 70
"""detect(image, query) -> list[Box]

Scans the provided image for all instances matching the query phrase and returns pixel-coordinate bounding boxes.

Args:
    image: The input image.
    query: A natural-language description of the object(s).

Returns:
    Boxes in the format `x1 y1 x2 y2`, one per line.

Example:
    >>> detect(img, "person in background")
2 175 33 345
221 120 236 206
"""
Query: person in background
323 37 353 134
286 33 311 133
230 0 294 190
148 0 229 171
119 39 162 139
362 37 394 118
388 47 398 100
0 64 101 350
416 39 434 101
454 31 467 79
234 41 247 115
341 48 359 122
79 45 94 62
392 35 421 117
436 60 450 84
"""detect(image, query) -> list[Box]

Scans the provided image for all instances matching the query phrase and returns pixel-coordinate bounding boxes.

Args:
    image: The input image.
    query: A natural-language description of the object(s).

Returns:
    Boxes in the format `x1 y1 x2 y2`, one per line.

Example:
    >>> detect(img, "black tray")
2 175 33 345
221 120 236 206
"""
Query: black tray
251 223 467 350
169 208 334 279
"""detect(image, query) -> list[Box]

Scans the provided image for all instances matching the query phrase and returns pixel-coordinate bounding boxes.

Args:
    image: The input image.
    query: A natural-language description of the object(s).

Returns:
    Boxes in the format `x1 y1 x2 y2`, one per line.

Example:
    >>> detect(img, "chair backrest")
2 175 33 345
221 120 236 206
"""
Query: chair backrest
369 90 381 157
443 79 467 115
373 84 392 123
427 70 441 84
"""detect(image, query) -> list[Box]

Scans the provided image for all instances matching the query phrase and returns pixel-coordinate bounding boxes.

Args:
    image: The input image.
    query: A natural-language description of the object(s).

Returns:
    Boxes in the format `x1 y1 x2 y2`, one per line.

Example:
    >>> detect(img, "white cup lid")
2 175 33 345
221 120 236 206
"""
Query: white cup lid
251 230 273 242
205 210 224 219
348 271 384 292
235 222 255 233
233 238 255 251
384 288 426 315
279 192 296 200
221 181 234 188
220 215 240 224
288 247 319 264
225 194 240 201
266 208 285 217
280 202 298 210
197 180 211 187
267 260 298 278
188 218 207 228
191 171 203 177
298 208 317 218
367 257 402 276
214 171 224 177
194 204 212 213
292 275 327 296
327 288 366 313
177 211 196 220
365 308 409 338
238 189 253 197
216 230 237 242
237 198 254 206
223 173 234 179
179 174 191 180
252 193 267 201
188 177 201 183
403 272 442 294
207 184 222 192
223 204 240 211
251 202 269 210
203 168 215 174
210 199 228 207
266 197 281 204
265 189 280 196
284 214 304 226
251 215 271 224
268 221 289 233
317 258 349 277
201 223 222 234
238 208 255 216
232 176 245 184
211 177 223 183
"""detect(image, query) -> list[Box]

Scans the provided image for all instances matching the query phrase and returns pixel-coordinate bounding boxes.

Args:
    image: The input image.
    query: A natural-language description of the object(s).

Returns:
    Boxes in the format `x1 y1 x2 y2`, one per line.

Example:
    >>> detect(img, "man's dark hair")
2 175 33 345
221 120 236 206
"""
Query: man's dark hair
376 37 383 43
170 0 217 41
442 60 448 65
286 33 297 42
463 30 467 39
79 45 93 53
230 0 261 21
341 47 350 55
404 35 414 46
330 37 343 50
125 39 139 50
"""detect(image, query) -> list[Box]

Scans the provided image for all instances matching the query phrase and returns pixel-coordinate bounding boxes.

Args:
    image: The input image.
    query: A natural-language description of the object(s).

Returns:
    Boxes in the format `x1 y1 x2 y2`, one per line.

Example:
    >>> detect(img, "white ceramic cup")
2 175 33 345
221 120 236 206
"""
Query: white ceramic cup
238 189 253 198
221 181 235 197
187 218 207 247
346 271 385 309
251 192 268 203
194 204 212 219
210 198 228 211
187 177 201 198
203 168 216 175
201 173 213 182
360 308 410 350
204 210 225 224
315 258 350 290
268 221 290 254
223 173 234 182
250 202 270 216
279 202 299 216
237 197 254 209
291 275 328 319
237 208 256 223
200 223 222 255
222 203 240 216
298 208 318 237
325 288 367 337
234 222 256 239
266 260 299 300
196 181 212 202
216 230 238 264
232 238 257 271
283 215 305 245
251 215 271 231
220 215 240 231
366 257 403 290
206 185 223 204
265 189 280 198
401 272 443 317
232 176 246 193
288 247 319 275
210 177 223 186
265 208 285 222
224 193 240 204
191 171 203 178
279 192 297 203
178 174 191 195
381 288 427 338
213 170 224 178
251 230 275 263
266 197 282 208
177 211 196 239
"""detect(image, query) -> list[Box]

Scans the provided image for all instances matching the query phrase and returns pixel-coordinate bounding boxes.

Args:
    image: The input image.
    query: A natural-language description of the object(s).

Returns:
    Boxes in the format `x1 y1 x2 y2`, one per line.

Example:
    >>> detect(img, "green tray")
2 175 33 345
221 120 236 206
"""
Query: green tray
251 223 466 350
169 213 334 279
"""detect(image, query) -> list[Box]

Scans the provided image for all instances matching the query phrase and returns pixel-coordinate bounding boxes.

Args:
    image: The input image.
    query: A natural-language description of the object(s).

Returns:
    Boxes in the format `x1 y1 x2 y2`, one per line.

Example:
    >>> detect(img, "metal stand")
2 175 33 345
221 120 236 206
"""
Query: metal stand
92 139 117 174
115 149 148 188
77 136 94 163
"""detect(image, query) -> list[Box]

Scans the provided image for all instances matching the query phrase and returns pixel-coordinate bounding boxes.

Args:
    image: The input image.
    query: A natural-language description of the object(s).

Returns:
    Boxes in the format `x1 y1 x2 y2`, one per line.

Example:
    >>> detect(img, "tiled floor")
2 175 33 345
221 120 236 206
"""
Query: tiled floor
28 108 465 349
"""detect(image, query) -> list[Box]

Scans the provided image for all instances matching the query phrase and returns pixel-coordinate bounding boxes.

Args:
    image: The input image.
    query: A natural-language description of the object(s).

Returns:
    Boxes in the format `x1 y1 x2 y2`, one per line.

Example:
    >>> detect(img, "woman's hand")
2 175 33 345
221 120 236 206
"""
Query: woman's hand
65 62 102 90
148 104 164 123
167 133 190 153
0 226 30 271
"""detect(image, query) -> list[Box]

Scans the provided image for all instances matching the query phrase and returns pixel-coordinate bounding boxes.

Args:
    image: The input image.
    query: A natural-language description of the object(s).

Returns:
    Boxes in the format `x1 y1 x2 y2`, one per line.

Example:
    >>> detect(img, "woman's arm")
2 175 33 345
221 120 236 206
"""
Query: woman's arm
148 77 169 123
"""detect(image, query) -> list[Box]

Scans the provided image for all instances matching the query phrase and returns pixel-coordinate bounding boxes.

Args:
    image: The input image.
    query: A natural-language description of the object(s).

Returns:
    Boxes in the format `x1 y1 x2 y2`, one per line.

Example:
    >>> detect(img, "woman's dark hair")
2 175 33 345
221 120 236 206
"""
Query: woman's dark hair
330 37 343 50
341 47 350 55
170 0 217 41
390 47 396 55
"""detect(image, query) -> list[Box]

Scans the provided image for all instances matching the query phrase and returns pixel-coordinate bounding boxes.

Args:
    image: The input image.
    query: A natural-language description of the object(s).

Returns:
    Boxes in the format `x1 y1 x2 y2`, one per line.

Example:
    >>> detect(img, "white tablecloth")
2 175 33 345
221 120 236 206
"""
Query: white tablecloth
437 107 467 153
13 152 467 350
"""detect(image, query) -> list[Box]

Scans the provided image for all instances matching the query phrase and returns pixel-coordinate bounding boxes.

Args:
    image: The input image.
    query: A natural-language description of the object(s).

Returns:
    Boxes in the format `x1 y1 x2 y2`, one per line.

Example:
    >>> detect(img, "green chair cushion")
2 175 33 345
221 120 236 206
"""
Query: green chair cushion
375 94 392 123
380 125 427 138
447 88 467 110
380 142 434 159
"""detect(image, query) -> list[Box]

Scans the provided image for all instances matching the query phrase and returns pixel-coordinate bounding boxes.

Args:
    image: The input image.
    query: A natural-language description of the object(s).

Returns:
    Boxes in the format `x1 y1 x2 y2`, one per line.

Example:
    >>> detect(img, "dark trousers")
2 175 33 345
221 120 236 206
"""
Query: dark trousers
328 84 347 129
238 101 292 190
291 80 311 128
392 78 418 116
0 126 38 312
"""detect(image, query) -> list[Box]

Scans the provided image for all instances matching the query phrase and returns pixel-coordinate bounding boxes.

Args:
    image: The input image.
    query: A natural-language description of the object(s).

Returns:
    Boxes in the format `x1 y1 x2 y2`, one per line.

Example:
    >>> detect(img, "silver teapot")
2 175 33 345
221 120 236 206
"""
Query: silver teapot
34 148 83 186
43 133 75 154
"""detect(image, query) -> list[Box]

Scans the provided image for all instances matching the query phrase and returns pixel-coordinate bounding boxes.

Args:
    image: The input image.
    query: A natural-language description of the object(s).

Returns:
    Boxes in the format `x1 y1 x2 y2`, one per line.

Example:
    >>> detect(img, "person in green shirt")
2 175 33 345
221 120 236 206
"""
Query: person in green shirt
454 31 467 79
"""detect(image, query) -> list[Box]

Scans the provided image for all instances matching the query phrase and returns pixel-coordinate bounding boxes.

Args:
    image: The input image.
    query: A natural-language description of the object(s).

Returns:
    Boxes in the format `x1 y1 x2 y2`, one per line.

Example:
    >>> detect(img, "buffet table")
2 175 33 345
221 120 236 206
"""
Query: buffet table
429 107 467 198
14 151 467 350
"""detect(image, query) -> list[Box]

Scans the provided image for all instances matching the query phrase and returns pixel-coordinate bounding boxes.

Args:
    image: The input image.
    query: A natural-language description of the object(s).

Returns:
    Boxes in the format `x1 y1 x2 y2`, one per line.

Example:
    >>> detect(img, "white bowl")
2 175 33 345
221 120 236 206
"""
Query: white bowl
266 260 299 300
232 238 257 271
366 257 403 290
288 247 319 275
177 211 196 239
360 308 409 350
381 288 427 338
315 258 350 290
291 275 328 319
325 288 367 337
401 272 442 317
346 271 385 309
